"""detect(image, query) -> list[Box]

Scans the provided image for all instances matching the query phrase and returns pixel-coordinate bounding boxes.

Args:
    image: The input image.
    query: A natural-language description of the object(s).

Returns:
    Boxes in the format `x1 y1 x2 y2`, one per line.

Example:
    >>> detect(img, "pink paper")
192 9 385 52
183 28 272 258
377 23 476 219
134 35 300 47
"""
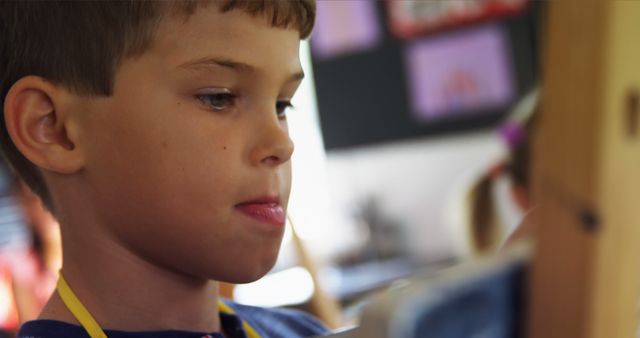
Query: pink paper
311 1 381 60
405 25 515 121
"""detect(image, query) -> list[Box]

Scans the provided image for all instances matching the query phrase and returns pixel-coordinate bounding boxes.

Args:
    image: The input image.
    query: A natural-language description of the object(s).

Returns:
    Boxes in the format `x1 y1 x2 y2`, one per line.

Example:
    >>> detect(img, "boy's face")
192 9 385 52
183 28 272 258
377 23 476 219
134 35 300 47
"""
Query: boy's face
71 7 303 282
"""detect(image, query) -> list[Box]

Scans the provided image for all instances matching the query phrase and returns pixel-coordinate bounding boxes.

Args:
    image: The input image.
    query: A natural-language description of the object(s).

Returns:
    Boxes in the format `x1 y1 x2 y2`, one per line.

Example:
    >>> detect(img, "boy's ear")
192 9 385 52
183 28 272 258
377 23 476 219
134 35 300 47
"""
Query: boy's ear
4 76 84 174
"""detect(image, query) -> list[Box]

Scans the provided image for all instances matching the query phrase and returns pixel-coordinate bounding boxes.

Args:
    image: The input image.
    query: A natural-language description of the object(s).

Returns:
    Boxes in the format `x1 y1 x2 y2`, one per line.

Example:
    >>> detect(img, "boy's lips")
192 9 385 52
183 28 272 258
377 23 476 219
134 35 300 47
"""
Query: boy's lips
235 197 285 226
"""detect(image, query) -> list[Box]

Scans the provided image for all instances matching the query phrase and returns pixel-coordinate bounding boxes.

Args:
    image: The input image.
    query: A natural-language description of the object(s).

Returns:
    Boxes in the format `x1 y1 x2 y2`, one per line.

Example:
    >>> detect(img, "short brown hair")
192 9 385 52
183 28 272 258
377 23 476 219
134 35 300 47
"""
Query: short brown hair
0 0 315 211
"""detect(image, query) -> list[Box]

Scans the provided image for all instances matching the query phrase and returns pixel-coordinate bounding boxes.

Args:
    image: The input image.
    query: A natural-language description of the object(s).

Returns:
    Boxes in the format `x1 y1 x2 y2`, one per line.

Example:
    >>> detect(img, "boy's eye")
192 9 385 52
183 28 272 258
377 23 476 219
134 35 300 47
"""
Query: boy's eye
196 91 236 111
276 100 294 119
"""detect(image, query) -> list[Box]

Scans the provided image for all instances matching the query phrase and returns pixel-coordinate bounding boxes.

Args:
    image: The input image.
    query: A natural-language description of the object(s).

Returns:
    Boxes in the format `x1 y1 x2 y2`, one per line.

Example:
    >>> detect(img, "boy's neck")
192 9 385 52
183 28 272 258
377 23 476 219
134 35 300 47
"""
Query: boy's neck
38 229 222 333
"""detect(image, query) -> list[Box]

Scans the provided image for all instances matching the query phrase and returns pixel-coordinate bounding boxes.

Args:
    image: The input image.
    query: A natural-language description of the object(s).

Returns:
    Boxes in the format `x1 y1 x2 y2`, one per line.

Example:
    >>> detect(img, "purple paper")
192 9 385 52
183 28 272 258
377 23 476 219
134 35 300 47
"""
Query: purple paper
311 0 381 60
405 25 515 121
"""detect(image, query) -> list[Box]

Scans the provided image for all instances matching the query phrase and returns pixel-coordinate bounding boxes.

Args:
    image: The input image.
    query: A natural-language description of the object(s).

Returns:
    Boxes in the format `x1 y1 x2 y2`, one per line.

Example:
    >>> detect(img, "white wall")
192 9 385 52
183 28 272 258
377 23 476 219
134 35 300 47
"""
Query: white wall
324 132 506 262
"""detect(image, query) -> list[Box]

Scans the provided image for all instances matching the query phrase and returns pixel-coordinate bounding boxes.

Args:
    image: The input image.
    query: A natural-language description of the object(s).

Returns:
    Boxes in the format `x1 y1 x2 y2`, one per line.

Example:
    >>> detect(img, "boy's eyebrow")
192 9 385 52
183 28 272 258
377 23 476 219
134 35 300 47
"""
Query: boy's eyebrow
177 57 305 82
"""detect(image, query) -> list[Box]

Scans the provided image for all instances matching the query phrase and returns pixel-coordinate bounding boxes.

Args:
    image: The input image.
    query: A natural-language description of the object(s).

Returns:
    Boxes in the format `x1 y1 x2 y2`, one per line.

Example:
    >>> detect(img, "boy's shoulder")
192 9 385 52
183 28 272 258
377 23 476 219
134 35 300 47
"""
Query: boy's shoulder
225 301 329 338
17 300 328 338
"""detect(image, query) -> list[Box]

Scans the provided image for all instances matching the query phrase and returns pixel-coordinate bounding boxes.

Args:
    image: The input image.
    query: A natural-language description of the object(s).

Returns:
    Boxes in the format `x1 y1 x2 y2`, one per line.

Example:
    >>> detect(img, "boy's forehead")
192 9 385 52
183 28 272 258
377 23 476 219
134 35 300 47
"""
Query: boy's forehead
150 6 303 77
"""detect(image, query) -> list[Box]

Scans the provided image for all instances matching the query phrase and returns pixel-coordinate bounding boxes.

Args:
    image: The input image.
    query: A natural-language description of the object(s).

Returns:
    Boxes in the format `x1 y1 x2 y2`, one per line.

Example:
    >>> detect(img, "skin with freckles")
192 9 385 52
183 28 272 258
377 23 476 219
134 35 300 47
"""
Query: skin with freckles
4 6 303 334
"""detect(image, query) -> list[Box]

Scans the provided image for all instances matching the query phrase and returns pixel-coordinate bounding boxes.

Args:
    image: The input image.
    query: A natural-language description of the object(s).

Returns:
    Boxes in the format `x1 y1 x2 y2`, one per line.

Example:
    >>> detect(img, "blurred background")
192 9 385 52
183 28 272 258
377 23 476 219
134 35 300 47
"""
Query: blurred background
236 0 540 327
0 0 541 334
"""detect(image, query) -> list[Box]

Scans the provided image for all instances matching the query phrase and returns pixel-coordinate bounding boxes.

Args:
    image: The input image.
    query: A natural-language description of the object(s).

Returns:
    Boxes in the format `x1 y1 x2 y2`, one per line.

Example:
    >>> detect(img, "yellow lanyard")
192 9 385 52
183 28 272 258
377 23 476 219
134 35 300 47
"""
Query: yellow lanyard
56 274 261 338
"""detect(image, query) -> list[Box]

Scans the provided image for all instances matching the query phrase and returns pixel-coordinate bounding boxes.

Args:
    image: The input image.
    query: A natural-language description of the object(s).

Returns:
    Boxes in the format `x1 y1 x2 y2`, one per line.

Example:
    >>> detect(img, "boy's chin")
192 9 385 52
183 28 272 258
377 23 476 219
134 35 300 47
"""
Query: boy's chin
223 272 269 285
212 258 278 284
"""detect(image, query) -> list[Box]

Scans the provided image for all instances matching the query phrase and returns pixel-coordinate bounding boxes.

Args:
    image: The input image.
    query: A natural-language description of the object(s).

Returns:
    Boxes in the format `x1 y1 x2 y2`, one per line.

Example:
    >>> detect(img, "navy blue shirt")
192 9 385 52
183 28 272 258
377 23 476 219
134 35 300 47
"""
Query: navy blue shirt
18 301 328 338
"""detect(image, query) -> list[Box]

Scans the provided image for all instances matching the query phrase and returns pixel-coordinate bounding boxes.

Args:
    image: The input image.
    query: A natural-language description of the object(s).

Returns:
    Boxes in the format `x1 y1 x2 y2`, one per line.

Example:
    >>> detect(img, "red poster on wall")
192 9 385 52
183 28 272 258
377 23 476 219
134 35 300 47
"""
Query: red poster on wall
387 0 529 39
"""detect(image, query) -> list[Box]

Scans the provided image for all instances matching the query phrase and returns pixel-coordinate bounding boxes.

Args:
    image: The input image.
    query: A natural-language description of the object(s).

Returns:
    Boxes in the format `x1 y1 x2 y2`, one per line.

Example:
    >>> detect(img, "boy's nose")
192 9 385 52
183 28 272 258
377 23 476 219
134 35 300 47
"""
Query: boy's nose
250 119 294 167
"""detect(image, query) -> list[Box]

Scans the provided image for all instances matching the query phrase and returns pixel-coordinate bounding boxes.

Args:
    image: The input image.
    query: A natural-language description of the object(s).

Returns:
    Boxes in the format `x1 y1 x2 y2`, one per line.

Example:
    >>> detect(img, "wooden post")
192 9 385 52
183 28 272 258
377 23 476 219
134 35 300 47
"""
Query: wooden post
528 1 640 337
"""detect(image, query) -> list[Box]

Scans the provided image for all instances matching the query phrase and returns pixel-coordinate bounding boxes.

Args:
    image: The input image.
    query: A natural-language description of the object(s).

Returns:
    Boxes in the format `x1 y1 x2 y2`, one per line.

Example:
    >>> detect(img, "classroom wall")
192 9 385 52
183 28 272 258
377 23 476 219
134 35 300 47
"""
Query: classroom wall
287 43 510 266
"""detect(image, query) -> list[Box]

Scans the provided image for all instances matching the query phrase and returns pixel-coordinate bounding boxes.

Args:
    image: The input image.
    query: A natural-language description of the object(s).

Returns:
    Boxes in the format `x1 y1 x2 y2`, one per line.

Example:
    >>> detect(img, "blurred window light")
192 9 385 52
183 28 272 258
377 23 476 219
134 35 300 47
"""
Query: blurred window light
234 267 315 308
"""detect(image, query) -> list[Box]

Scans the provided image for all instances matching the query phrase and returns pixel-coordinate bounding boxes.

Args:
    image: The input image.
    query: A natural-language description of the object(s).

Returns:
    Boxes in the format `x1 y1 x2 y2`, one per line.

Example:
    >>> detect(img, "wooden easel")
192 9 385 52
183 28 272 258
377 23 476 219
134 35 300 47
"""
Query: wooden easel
528 1 640 337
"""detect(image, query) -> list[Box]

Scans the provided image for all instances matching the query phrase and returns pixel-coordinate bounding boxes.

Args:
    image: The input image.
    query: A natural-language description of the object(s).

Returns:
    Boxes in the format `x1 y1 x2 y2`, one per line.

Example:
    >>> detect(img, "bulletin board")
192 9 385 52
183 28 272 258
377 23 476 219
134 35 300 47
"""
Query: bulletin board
310 0 538 150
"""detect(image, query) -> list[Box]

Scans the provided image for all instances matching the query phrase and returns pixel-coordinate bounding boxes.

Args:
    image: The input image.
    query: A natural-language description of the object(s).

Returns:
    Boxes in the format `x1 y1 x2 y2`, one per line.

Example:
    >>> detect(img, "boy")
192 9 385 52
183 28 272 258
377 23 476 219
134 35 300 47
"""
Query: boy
0 1 328 337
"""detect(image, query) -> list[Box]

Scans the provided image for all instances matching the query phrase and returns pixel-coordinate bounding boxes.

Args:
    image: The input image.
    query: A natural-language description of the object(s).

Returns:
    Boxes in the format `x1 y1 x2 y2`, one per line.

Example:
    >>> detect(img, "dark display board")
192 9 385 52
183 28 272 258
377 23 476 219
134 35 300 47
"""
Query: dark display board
311 1 539 150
